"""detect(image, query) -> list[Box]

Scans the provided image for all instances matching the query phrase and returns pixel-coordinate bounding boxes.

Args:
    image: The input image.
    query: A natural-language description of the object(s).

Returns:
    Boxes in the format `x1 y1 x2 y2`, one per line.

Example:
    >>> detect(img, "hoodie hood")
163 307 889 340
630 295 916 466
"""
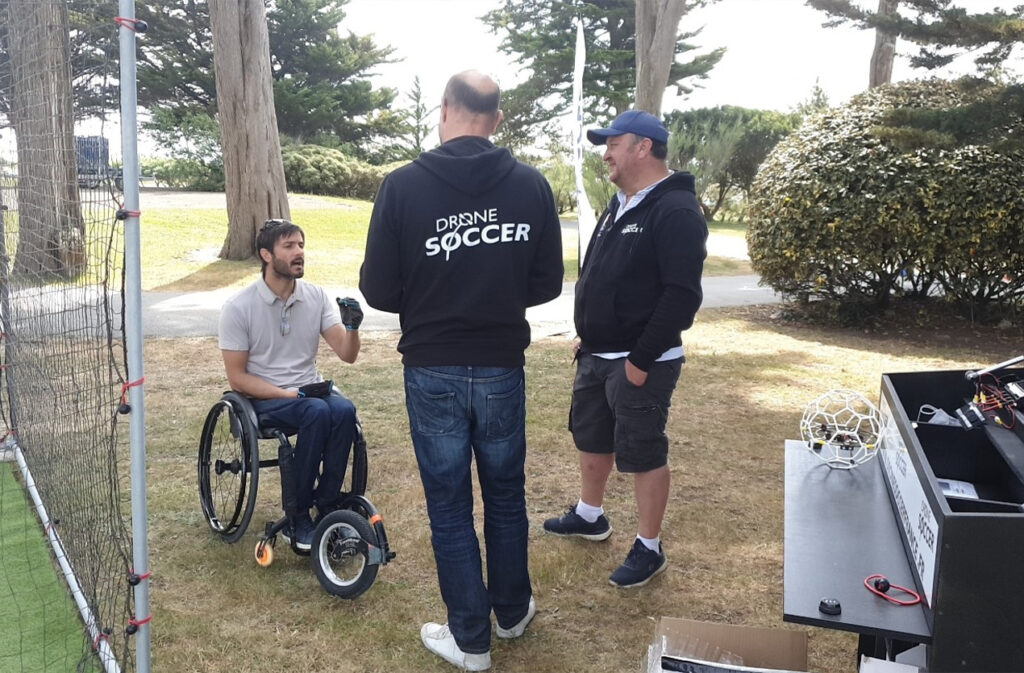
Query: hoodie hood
414 135 518 196
650 171 697 198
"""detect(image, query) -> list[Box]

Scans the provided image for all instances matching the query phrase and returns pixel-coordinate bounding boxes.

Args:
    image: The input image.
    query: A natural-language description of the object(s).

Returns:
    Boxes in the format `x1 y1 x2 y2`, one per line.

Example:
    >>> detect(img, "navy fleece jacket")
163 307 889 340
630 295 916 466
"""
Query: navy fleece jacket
359 135 564 367
575 171 707 371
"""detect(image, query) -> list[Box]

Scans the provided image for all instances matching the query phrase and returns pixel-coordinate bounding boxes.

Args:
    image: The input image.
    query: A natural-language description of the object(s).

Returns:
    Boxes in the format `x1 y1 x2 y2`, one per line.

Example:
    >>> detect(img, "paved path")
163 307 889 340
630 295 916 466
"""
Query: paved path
143 274 779 339
141 228 778 338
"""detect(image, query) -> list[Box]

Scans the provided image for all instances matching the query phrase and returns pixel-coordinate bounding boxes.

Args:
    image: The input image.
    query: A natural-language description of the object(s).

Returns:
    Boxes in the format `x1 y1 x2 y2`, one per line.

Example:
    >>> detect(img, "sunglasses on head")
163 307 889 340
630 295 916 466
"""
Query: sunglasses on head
261 218 292 233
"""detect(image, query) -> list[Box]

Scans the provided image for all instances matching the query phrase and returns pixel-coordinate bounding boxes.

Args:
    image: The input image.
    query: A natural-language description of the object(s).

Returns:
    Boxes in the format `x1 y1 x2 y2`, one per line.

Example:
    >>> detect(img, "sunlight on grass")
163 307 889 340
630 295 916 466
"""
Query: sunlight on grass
142 311 1015 673
704 255 753 276
707 217 748 238
143 196 582 291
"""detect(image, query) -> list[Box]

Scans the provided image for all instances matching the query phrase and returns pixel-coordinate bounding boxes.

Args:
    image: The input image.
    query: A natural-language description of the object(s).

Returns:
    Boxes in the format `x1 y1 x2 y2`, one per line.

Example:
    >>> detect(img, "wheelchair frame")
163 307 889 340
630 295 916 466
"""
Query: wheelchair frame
197 391 394 598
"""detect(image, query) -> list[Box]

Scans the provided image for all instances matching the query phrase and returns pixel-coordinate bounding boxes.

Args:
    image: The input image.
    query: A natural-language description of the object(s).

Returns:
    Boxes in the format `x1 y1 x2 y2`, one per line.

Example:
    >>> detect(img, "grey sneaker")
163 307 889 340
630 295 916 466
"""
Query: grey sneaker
496 596 536 639
420 623 491 671
543 504 612 541
609 539 667 588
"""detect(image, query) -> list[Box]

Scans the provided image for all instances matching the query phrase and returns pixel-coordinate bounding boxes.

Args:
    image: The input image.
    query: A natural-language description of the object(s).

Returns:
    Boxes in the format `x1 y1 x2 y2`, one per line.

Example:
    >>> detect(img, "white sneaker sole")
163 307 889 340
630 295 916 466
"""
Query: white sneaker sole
609 557 667 588
497 597 536 639
279 531 311 552
544 526 612 541
420 624 491 671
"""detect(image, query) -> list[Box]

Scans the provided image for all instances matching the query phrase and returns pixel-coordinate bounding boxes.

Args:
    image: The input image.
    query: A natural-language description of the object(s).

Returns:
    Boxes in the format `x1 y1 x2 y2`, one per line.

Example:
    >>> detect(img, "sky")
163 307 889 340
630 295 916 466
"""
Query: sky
30 0 1022 162
343 0 1024 117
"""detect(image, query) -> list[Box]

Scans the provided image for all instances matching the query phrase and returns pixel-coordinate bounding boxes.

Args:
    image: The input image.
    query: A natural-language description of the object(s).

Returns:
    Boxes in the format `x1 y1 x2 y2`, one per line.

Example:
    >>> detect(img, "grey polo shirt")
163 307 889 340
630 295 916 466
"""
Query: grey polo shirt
218 277 341 389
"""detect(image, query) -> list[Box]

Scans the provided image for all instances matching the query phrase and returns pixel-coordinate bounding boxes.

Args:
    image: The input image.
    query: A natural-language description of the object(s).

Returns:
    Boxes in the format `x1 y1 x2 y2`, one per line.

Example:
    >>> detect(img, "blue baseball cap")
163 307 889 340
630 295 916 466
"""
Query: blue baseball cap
586 109 669 145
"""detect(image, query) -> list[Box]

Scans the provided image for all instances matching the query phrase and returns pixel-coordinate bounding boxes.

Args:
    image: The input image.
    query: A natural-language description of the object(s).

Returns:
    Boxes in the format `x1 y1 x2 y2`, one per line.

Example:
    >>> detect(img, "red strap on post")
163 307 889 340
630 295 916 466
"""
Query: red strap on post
113 17 143 31
120 377 145 407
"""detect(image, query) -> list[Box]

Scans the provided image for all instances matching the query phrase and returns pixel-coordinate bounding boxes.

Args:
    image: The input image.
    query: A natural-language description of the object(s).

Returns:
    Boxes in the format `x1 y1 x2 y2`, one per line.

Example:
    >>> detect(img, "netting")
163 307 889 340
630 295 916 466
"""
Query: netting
0 1 136 671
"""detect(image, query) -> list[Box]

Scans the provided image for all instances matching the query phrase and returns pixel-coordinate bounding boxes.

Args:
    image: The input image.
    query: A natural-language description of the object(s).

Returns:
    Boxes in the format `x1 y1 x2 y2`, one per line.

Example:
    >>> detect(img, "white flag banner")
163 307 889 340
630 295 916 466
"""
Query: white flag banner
572 18 597 269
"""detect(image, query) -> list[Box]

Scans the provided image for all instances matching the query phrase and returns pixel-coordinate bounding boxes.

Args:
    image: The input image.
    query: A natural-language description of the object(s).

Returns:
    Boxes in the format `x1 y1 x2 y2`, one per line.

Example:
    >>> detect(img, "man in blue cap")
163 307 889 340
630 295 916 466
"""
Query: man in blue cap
543 109 707 588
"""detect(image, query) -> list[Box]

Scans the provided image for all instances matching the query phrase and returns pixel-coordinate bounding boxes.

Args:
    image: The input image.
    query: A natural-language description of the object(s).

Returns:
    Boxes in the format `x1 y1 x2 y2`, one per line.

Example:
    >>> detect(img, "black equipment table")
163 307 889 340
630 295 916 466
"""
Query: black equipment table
783 440 930 663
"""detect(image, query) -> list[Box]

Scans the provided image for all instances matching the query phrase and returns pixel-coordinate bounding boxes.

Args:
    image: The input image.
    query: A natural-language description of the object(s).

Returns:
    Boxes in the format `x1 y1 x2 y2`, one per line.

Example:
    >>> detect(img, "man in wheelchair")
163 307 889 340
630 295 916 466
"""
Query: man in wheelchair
217 218 364 551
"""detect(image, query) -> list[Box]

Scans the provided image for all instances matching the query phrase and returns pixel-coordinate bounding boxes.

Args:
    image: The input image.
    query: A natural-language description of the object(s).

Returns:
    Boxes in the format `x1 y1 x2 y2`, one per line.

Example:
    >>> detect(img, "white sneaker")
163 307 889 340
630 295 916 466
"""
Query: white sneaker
420 623 491 671
496 597 536 639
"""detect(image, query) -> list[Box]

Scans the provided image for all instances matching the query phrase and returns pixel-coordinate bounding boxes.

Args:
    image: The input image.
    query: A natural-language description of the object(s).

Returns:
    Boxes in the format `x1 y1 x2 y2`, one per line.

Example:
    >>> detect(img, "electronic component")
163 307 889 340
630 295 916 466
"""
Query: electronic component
955 402 986 430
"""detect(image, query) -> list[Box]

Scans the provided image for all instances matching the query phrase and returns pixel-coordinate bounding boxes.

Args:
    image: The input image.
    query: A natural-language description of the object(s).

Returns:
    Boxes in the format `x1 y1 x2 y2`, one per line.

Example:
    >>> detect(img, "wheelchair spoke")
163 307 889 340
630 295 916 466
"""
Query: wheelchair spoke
311 510 378 599
198 398 259 543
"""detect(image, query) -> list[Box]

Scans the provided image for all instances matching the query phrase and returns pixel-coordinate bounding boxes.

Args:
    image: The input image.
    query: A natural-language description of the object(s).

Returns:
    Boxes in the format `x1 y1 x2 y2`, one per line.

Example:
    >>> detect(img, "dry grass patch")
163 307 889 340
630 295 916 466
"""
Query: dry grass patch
143 311 1020 673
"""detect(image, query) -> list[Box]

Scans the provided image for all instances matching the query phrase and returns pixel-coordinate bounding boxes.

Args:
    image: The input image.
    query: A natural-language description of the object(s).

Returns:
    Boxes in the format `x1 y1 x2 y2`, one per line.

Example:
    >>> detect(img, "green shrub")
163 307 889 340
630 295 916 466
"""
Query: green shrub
583 151 617 217
141 157 224 191
538 155 576 214
747 78 1024 319
281 145 404 200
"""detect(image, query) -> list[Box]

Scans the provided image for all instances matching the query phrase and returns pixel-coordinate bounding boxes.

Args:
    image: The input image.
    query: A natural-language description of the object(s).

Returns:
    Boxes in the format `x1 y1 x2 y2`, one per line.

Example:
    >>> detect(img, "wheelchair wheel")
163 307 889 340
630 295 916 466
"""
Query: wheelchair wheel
198 398 259 543
311 510 379 599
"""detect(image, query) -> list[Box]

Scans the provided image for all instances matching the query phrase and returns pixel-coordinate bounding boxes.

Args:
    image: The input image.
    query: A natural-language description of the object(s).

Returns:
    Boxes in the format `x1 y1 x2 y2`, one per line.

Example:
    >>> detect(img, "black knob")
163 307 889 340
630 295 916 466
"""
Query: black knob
818 597 842 615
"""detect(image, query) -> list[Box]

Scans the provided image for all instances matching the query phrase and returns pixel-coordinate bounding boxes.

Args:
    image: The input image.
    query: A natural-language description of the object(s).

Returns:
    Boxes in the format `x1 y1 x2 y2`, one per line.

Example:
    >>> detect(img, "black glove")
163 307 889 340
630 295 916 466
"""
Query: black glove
297 380 332 398
337 297 364 331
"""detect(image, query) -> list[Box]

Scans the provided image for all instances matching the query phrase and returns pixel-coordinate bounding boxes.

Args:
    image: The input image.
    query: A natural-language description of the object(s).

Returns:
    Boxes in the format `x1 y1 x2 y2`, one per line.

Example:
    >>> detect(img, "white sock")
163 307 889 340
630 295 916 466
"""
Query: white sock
575 499 603 523
637 534 661 552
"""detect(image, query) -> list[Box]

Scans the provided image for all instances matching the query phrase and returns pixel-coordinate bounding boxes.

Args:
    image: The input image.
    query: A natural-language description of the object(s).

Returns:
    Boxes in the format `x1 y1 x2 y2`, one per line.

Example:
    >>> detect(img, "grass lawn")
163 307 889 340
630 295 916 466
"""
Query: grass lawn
0 467 95 673
705 217 748 238
143 306 1021 673
142 198 583 292
140 194 747 291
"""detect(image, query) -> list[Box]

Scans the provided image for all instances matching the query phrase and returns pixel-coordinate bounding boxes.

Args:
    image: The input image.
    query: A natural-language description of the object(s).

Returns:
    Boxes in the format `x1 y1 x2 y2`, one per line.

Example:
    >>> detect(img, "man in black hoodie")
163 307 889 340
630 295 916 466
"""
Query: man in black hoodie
360 71 563 672
543 110 707 589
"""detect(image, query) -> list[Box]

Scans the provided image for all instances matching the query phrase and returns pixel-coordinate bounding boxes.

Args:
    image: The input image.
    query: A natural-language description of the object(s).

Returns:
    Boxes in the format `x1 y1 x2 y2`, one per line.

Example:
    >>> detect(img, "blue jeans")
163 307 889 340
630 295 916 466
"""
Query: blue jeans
404 366 532 654
251 394 356 513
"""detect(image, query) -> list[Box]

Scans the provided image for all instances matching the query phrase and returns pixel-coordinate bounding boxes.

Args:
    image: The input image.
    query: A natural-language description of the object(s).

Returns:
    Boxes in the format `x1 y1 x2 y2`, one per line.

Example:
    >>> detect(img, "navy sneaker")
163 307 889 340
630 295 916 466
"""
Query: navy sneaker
313 498 344 526
281 513 316 552
542 504 612 541
609 539 667 588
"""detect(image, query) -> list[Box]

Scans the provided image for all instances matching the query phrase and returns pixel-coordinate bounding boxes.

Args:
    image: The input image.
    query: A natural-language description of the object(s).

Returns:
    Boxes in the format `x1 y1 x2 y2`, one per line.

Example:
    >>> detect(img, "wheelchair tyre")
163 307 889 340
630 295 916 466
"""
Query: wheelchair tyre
311 510 378 599
198 399 259 543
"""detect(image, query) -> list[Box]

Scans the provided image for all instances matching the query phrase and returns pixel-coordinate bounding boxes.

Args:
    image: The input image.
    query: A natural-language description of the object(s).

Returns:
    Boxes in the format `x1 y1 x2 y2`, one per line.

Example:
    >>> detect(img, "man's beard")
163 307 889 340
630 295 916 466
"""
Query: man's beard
271 256 304 279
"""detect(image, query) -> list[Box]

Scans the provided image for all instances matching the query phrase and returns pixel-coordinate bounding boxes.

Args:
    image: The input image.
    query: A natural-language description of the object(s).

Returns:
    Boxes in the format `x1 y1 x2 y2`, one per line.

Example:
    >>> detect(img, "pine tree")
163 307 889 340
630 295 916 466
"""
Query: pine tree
135 0 399 159
482 0 723 129
807 0 1024 73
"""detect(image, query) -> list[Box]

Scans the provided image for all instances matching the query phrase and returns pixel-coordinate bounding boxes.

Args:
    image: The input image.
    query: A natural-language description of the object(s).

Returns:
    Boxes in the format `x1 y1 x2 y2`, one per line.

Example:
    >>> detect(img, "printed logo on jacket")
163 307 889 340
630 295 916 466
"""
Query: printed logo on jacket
426 208 531 261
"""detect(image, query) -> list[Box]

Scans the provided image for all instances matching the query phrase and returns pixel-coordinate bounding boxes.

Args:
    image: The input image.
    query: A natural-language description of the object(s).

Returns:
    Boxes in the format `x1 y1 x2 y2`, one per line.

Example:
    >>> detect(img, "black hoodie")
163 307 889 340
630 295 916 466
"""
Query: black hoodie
360 136 564 367
575 171 707 371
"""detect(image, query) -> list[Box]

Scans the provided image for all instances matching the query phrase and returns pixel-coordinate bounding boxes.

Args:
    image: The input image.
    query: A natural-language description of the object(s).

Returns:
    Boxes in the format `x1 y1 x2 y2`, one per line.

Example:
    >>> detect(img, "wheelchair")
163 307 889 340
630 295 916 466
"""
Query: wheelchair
197 390 395 599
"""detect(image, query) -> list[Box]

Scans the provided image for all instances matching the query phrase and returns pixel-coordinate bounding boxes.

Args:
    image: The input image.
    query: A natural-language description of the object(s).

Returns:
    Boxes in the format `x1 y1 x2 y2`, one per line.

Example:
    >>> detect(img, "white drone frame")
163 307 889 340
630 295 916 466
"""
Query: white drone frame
800 389 882 470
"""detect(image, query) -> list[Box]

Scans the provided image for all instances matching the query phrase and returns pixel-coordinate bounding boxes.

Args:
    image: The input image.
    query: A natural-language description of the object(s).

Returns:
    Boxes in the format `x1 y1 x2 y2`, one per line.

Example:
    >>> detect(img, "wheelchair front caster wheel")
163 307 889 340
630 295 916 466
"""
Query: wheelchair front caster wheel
311 510 379 599
255 538 275 567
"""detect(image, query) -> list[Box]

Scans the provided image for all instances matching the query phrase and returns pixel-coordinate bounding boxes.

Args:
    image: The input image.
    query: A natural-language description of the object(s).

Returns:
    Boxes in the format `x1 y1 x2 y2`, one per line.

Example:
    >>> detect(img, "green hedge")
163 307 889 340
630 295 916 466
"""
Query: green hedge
281 145 405 201
747 78 1024 319
141 157 224 191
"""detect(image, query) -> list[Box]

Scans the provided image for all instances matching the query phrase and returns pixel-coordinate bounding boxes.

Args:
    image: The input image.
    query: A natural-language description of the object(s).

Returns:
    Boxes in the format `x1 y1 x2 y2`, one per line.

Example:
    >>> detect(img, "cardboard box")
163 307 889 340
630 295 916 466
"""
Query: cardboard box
649 618 808 673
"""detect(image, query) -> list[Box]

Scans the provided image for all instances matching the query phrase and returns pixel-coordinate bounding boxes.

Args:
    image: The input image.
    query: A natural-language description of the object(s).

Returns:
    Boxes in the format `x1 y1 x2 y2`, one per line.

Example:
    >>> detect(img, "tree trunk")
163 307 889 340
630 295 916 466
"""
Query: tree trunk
635 0 686 116
7 0 86 278
209 0 289 261
869 0 899 88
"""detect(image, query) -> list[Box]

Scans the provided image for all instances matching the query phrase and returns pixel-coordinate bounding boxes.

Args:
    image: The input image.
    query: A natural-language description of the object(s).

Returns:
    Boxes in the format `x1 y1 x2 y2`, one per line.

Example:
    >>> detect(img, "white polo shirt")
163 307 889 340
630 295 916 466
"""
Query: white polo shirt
218 276 341 389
